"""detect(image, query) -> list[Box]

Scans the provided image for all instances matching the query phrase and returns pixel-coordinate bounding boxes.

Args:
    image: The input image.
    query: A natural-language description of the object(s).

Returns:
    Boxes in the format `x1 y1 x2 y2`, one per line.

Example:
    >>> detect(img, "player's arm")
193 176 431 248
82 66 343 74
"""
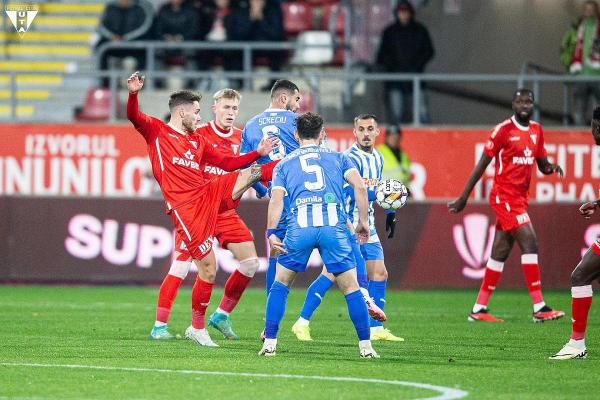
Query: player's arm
126 72 156 139
536 157 564 177
266 188 287 254
202 136 279 171
345 169 370 244
580 108 600 219
447 153 493 213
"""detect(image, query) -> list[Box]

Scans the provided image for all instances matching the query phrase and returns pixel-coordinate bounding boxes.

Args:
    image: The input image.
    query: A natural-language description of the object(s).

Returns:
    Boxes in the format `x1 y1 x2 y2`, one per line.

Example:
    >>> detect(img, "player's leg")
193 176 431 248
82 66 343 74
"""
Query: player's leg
150 247 191 339
185 250 219 347
365 254 401 341
292 266 335 341
469 229 514 322
210 239 259 340
551 247 600 359
514 223 565 322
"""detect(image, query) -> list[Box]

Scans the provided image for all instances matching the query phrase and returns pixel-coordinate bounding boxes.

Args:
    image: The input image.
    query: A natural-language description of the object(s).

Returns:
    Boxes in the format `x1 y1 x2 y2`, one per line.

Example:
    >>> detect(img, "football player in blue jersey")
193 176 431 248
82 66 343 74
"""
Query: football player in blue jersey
240 80 301 305
291 114 404 342
259 112 379 358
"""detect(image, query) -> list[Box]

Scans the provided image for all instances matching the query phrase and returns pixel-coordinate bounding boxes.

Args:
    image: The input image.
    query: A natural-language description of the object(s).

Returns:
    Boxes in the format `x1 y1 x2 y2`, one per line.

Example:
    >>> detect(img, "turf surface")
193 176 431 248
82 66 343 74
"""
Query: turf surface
0 286 597 399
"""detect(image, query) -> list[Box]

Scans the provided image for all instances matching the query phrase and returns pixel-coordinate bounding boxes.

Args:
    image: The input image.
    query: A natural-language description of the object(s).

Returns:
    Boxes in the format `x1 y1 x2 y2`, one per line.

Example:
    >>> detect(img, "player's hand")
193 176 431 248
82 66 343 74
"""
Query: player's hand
448 196 467 213
127 71 145 94
551 164 564 178
257 136 280 157
385 212 396 239
268 234 287 254
579 201 598 219
355 220 369 244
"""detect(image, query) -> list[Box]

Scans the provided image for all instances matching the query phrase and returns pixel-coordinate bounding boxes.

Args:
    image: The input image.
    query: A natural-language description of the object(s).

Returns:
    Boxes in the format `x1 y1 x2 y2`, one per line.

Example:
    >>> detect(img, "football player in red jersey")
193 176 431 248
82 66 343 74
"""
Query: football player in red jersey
550 106 600 360
126 72 278 346
150 88 261 341
448 89 565 323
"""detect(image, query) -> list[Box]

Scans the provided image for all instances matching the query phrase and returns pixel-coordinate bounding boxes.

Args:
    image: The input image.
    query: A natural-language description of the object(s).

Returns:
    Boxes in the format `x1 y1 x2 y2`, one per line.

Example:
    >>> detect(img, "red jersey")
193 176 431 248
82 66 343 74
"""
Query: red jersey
196 120 243 179
483 116 547 203
127 93 260 213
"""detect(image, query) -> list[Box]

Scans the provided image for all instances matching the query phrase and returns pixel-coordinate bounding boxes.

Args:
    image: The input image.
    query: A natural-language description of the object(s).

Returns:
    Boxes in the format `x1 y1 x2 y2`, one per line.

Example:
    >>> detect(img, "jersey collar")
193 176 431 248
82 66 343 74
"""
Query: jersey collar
352 143 374 155
210 120 233 138
167 123 187 136
511 116 530 132
264 107 288 112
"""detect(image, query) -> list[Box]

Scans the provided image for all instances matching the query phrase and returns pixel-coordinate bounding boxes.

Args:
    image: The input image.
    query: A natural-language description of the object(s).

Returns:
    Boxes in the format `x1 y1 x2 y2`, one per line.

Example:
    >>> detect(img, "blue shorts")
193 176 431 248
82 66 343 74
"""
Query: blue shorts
278 224 354 274
360 242 384 261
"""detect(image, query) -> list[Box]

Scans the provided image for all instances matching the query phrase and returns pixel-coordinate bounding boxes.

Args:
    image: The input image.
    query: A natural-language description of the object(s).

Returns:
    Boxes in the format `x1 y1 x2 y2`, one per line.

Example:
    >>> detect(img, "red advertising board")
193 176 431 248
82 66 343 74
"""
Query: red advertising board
0 124 595 201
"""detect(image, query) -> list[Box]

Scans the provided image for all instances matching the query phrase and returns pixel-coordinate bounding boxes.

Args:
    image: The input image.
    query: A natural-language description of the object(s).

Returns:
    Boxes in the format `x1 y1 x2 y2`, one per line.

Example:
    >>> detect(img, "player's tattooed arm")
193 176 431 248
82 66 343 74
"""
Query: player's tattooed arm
536 157 564 177
448 153 493 213
249 164 262 185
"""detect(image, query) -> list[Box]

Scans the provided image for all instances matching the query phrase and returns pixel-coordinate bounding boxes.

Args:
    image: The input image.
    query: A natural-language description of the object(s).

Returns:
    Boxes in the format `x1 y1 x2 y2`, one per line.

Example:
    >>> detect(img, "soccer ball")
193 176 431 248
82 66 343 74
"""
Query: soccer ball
375 179 409 210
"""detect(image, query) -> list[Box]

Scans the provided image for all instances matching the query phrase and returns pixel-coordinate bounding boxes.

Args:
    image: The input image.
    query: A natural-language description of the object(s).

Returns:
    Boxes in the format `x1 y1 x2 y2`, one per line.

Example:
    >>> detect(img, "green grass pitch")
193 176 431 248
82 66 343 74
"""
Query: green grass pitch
0 285 597 399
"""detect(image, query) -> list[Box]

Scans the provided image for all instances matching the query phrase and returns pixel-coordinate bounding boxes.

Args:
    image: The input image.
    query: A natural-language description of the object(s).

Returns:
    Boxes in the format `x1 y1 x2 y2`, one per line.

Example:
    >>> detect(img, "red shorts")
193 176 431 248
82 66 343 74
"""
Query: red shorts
170 172 240 259
490 197 531 232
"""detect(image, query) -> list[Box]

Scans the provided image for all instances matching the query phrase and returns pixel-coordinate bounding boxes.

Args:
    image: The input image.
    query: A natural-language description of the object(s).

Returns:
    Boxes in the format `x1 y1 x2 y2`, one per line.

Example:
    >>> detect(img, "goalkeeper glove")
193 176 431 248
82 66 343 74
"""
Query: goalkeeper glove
385 210 396 239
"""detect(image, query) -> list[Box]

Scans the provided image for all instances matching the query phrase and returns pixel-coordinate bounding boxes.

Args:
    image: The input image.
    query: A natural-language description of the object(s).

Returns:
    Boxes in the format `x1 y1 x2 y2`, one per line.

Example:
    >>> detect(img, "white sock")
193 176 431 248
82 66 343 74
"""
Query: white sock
472 303 487 313
533 302 546 313
568 338 586 349
295 317 310 327
370 326 383 333
358 340 373 351
215 307 229 316
154 321 167 328
360 287 370 299
264 338 277 347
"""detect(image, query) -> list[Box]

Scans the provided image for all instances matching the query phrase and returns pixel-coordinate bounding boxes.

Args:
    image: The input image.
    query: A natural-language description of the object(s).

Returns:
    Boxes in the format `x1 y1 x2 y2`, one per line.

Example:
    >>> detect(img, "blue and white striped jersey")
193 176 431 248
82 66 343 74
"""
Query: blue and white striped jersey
240 108 298 165
272 145 357 229
344 143 384 243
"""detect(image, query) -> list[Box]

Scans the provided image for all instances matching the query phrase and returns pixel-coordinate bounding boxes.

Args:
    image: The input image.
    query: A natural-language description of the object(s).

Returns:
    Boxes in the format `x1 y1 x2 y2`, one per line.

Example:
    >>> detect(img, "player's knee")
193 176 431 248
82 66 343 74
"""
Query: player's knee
168 260 191 279
371 268 388 281
238 257 260 277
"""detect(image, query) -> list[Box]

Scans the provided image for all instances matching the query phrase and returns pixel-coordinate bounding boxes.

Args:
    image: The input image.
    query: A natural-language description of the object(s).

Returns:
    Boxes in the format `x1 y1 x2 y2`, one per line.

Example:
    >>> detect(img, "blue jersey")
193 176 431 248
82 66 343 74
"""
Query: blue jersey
344 143 384 243
240 108 298 164
273 145 357 229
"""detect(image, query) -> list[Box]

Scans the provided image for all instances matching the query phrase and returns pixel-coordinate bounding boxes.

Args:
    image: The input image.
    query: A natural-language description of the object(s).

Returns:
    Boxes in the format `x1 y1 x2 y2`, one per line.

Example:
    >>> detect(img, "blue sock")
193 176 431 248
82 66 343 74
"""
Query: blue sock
299 274 334 321
345 289 370 341
266 257 277 297
368 280 387 328
264 281 290 339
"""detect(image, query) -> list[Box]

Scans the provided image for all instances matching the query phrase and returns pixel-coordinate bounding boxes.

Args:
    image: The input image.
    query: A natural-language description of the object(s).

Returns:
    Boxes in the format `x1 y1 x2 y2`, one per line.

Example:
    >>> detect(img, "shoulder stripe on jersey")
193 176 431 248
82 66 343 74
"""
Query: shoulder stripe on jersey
490 119 511 139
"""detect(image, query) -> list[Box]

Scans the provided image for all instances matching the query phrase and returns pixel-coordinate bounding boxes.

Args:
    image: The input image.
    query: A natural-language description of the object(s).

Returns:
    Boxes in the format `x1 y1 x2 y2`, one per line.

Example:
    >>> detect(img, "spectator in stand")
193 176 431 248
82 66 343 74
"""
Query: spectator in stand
228 0 285 90
376 125 411 188
155 0 199 78
97 0 154 88
376 0 434 125
568 1 600 125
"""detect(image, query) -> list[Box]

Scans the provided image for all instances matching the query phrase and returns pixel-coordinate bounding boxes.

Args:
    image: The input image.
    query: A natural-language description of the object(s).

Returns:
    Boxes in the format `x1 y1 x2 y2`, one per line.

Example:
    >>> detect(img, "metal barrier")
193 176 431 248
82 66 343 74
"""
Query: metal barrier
3 69 600 125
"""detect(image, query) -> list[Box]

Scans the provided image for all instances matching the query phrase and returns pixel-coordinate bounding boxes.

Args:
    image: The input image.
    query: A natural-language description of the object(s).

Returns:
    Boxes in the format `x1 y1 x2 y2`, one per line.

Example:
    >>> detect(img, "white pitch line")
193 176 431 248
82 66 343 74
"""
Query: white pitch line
0 362 468 400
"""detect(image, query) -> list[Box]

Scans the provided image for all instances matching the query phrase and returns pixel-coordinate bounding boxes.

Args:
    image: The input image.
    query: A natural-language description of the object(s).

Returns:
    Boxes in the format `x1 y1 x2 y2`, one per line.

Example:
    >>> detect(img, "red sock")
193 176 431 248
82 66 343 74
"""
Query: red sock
475 259 504 308
521 254 544 305
260 160 279 182
571 285 593 340
156 274 184 323
219 269 252 313
191 277 214 329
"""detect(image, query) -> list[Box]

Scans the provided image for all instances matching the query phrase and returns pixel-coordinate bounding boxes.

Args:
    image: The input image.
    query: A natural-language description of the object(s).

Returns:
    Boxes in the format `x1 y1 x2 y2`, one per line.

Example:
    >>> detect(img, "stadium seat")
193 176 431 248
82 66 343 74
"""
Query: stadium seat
320 3 345 34
289 31 334 66
282 2 314 37
75 87 119 121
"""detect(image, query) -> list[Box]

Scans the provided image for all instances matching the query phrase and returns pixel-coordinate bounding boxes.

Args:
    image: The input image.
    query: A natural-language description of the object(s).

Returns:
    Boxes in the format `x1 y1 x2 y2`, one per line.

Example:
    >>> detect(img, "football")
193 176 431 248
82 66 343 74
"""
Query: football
375 179 409 210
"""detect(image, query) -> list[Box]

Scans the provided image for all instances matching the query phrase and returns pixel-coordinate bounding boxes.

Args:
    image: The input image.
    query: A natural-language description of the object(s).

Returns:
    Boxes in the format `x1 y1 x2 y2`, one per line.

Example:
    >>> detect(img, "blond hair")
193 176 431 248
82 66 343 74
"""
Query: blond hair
213 88 241 104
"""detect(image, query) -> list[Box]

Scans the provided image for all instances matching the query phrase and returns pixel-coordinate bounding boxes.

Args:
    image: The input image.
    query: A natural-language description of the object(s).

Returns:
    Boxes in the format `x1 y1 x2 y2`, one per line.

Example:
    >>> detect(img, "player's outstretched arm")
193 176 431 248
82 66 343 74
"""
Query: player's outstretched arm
536 157 564 177
447 153 493 213
126 72 156 136
202 136 279 172
266 188 287 254
345 169 369 243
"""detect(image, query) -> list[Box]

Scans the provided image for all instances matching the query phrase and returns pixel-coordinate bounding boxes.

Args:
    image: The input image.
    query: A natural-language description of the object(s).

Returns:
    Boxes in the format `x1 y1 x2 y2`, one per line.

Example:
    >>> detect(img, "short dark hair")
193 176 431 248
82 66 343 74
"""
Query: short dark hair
296 112 324 140
354 113 379 124
168 90 202 110
270 79 299 100
513 88 534 101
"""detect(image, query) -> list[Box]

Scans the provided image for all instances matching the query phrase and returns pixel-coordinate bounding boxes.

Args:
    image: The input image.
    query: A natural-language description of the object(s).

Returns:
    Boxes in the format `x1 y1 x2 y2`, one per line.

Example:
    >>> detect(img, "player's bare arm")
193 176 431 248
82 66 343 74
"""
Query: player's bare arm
127 71 145 93
536 157 564 177
266 188 287 254
447 153 493 213
345 169 369 243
